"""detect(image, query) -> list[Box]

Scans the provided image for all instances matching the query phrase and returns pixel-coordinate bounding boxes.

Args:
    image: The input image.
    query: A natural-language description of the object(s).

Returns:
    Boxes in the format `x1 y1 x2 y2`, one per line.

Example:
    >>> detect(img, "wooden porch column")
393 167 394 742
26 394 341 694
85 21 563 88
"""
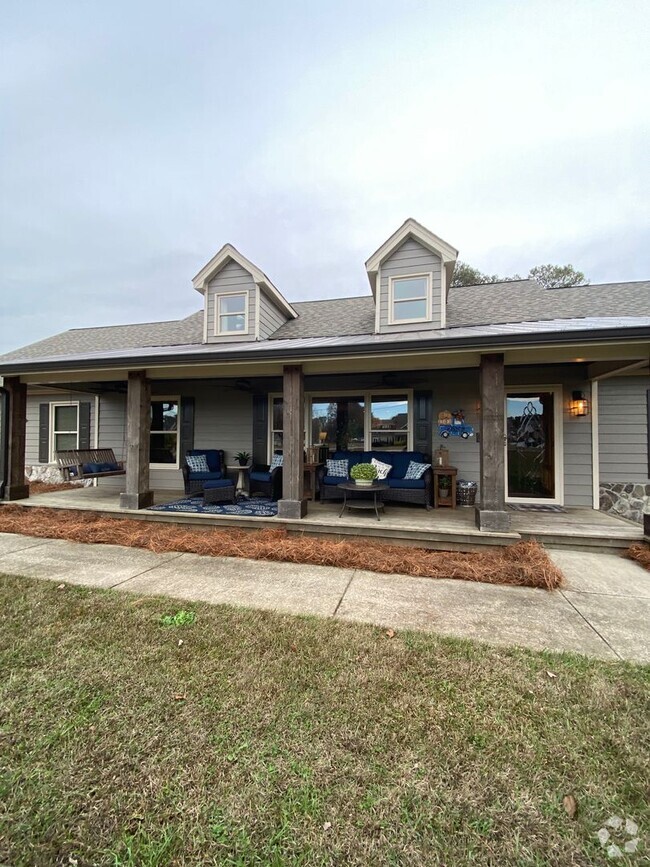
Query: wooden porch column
119 370 153 510
475 353 511 532
3 376 29 501
277 364 307 519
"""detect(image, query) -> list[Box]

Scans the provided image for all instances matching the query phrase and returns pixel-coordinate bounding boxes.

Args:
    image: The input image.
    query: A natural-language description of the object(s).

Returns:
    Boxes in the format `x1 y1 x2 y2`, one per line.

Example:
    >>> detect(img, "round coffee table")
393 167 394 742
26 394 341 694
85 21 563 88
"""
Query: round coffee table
337 481 389 522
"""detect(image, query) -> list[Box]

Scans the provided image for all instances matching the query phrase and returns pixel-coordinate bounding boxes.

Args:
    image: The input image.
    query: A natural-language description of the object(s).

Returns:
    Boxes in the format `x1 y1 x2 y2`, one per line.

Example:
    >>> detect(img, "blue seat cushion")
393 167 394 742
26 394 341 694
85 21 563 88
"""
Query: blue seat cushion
203 479 234 490
322 474 350 486
82 462 103 474
250 470 272 483
387 477 425 490
186 470 223 482
101 461 121 471
187 449 222 473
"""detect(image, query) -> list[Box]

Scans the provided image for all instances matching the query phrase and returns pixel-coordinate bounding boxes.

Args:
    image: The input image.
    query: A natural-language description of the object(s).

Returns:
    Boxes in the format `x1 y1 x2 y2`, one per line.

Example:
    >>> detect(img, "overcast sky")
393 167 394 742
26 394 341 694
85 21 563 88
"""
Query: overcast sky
1 0 648 355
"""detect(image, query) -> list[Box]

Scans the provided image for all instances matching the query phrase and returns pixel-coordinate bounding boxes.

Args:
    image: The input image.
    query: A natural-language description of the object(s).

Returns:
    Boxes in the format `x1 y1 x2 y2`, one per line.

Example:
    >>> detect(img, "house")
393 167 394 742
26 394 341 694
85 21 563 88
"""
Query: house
0 218 648 534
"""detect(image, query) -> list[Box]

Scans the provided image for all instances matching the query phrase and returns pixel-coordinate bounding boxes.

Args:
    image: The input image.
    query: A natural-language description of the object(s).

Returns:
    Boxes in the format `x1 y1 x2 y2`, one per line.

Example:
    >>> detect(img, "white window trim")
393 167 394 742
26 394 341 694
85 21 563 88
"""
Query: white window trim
214 289 249 336
49 401 80 463
150 395 181 469
388 273 431 326
504 385 564 506
268 389 414 462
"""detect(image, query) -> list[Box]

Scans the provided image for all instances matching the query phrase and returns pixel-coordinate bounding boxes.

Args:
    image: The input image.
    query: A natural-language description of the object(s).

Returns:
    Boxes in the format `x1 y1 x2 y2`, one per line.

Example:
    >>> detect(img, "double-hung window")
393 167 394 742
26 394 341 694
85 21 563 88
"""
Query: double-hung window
150 399 179 466
50 403 79 460
216 292 248 335
389 275 430 324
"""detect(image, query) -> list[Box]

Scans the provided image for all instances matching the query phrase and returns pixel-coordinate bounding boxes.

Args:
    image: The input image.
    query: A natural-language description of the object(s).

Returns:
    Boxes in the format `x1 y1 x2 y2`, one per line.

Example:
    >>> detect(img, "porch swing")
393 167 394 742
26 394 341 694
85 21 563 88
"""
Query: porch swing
55 389 126 482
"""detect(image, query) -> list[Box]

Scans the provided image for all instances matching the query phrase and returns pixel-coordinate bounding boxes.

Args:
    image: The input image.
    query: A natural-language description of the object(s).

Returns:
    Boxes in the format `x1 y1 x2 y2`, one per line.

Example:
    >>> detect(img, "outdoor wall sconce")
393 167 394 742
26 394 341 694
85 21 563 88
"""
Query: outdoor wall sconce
569 390 590 417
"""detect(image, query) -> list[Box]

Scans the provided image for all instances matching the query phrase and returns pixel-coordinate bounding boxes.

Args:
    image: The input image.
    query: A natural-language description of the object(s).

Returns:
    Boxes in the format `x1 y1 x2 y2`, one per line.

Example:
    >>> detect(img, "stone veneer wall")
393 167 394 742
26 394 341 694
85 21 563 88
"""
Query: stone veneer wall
599 483 650 525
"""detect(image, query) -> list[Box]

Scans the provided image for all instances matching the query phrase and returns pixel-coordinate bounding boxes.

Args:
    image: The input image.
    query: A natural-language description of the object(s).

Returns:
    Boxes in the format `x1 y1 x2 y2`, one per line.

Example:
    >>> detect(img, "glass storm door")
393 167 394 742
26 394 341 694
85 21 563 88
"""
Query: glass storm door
506 391 558 501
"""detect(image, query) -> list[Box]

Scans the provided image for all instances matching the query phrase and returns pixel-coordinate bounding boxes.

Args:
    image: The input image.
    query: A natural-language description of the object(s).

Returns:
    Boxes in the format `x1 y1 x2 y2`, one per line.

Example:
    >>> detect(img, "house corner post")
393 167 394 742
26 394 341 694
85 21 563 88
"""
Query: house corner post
277 364 307 519
475 353 510 532
3 376 29 500
119 370 153 510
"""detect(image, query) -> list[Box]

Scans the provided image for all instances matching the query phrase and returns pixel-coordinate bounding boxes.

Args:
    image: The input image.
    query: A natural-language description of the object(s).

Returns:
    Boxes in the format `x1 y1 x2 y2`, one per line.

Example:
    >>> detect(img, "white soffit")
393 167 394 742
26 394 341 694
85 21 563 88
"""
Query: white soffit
192 243 297 319
365 218 459 295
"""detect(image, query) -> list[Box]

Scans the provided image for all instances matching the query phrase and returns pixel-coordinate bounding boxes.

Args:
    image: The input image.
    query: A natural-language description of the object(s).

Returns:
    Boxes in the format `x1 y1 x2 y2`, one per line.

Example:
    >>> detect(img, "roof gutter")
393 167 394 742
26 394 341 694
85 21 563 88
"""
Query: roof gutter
0 324 648 377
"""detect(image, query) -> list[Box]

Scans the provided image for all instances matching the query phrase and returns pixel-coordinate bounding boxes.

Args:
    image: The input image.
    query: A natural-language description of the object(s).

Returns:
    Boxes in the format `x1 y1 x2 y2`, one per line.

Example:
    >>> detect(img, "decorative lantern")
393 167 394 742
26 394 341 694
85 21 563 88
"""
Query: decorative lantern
569 391 589 417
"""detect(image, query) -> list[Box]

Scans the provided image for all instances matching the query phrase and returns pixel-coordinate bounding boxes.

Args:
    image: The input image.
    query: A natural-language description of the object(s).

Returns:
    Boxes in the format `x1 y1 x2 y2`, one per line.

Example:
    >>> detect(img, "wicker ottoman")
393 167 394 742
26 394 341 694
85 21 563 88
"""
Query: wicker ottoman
203 479 236 505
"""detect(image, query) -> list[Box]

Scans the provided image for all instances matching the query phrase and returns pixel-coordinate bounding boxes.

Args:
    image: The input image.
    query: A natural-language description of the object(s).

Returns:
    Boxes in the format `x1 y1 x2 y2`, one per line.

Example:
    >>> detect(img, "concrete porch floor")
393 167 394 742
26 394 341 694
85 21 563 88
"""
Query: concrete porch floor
8 484 644 553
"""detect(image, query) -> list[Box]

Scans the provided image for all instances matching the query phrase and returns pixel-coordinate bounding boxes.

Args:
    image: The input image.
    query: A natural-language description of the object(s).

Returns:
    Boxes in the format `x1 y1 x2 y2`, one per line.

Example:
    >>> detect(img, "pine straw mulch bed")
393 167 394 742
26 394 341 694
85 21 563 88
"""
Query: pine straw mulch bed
27 480 85 495
0 504 564 590
627 542 650 571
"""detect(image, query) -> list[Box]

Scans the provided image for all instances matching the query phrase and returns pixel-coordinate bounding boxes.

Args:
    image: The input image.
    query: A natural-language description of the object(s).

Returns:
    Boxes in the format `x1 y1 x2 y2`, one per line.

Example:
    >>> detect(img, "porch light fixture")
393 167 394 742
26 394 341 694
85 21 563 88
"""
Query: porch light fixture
569 391 590 417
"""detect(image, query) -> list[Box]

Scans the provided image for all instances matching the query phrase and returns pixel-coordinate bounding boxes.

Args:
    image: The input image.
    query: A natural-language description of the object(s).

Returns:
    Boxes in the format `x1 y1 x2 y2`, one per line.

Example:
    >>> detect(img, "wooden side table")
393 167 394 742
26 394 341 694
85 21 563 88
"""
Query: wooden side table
303 462 324 501
433 466 458 509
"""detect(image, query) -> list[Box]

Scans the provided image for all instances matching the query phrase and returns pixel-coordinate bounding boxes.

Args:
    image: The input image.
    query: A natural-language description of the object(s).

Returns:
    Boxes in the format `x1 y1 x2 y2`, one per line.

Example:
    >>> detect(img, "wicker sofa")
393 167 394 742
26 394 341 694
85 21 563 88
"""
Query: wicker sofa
317 451 432 509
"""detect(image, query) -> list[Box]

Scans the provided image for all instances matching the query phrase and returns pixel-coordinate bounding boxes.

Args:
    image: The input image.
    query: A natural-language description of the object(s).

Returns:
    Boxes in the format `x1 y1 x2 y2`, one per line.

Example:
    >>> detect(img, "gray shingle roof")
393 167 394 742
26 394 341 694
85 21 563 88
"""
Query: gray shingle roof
0 280 647 364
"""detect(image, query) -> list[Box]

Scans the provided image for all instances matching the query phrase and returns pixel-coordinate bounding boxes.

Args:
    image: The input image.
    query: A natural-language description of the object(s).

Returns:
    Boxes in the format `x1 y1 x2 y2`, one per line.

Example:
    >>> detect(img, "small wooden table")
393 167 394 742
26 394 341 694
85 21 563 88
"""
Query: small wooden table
226 464 250 498
303 462 324 501
433 466 458 509
337 481 389 521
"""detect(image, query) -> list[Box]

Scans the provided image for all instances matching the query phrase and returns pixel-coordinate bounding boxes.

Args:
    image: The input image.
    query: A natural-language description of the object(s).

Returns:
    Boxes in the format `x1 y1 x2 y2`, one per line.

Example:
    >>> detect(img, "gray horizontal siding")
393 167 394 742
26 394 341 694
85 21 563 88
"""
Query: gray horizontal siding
25 392 96 465
258 291 288 339
98 383 253 492
379 238 443 333
599 376 650 484
430 370 481 496
205 260 257 344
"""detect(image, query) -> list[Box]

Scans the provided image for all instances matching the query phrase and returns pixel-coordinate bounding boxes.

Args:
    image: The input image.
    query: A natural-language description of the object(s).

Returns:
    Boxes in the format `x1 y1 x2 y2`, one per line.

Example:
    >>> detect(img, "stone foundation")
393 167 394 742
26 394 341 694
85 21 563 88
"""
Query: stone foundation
599 482 650 525
25 465 92 487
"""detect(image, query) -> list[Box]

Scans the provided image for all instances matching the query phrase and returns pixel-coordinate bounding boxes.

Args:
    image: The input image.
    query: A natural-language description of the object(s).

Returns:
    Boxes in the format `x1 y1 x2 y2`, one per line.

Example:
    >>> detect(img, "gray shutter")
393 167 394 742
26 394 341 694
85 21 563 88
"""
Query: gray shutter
39 403 50 463
179 397 195 462
78 402 91 449
252 393 268 465
413 390 433 459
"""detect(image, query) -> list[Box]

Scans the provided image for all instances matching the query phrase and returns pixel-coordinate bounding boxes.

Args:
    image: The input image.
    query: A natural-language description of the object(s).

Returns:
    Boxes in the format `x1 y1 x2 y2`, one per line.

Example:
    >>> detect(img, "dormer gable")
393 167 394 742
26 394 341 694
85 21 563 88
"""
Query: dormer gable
365 219 458 333
193 244 297 344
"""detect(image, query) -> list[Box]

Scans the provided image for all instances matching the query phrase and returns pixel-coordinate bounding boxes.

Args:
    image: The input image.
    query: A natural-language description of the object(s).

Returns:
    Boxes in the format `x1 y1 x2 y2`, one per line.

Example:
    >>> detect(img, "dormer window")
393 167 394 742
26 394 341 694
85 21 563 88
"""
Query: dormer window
389 275 430 324
216 291 248 335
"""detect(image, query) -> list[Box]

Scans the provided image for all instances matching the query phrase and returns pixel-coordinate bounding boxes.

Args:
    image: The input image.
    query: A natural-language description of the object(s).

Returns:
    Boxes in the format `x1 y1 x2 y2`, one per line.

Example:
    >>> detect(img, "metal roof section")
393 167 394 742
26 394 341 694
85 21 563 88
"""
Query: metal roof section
1 316 648 375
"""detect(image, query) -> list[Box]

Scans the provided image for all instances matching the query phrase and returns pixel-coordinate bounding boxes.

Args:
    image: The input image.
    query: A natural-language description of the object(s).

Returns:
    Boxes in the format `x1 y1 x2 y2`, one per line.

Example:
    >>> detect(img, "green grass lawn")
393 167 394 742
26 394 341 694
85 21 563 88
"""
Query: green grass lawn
0 575 647 866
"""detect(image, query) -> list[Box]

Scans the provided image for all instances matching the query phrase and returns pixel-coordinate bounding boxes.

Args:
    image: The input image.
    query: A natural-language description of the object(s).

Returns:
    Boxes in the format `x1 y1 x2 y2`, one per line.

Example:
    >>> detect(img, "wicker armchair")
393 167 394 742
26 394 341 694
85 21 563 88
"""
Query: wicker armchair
249 464 283 500
182 449 226 495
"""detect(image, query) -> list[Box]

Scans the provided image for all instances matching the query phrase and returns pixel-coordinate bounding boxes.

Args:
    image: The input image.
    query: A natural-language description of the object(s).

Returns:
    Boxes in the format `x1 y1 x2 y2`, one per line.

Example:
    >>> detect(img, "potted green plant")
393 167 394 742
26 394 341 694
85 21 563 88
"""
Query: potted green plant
438 474 451 499
235 451 251 467
350 462 378 487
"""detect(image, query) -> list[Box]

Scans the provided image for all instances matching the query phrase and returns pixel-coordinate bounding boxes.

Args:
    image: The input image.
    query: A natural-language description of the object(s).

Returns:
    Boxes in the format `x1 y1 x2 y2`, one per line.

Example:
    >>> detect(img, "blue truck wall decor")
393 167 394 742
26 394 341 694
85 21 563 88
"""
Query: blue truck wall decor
437 409 475 439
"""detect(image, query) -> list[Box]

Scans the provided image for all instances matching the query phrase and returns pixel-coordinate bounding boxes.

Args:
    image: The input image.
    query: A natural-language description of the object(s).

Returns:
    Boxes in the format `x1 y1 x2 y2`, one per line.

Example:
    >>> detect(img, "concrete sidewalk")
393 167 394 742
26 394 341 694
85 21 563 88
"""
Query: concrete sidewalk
0 531 648 663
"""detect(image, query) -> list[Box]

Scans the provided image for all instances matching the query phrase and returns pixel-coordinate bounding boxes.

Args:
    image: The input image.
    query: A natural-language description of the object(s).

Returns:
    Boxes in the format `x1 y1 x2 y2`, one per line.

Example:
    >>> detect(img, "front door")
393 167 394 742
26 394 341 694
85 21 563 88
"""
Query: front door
505 388 562 503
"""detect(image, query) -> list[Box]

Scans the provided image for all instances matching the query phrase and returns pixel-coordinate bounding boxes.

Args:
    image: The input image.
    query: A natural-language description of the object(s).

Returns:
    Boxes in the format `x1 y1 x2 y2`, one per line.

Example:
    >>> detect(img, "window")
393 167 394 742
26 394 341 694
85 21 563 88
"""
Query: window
271 397 283 454
389 275 429 323
50 403 79 460
311 397 365 452
370 395 409 450
150 399 179 465
269 391 412 459
216 292 248 334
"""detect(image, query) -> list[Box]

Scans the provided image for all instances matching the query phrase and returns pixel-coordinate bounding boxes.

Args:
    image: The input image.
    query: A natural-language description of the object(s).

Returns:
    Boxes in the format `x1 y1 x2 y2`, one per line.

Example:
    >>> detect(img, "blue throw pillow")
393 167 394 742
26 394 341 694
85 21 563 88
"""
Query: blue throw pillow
404 460 431 480
326 458 349 478
186 454 210 473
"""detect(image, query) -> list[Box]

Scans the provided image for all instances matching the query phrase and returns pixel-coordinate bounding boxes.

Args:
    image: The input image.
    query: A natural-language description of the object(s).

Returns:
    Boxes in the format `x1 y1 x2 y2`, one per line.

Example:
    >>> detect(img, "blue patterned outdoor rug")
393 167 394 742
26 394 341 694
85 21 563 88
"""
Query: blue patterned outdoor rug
149 496 278 517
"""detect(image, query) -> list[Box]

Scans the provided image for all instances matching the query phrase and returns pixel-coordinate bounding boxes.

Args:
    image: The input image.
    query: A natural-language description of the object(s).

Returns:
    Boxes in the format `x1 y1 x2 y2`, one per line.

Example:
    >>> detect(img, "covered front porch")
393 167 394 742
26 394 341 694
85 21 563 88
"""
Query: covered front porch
12 483 644 554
